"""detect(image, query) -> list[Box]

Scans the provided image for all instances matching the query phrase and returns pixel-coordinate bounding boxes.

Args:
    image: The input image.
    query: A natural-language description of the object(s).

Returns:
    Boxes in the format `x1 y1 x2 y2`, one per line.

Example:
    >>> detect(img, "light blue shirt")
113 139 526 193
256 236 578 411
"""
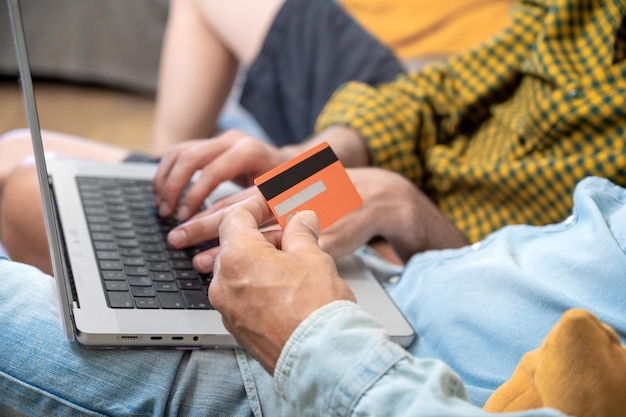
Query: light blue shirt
273 176 626 416
275 301 565 417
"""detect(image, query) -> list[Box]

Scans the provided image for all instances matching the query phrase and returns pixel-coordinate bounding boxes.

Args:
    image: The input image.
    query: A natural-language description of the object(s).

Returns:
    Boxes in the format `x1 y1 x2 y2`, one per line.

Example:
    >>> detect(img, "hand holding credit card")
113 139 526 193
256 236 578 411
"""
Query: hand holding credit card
254 142 363 230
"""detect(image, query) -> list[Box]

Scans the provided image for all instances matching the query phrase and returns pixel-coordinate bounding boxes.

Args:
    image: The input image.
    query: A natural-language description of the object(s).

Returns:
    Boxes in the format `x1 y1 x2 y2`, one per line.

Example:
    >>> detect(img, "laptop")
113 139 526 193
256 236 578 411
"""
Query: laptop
7 0 415 349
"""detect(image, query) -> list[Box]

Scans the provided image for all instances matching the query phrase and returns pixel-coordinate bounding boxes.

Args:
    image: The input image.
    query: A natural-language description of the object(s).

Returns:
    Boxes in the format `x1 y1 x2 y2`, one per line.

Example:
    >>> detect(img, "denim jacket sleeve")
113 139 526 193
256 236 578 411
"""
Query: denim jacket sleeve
273 300 566 417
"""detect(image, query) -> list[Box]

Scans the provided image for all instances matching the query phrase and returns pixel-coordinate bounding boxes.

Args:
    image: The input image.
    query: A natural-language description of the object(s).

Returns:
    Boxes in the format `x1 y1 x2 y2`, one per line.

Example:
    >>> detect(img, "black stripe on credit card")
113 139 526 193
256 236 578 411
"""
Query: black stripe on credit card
257 145 338 200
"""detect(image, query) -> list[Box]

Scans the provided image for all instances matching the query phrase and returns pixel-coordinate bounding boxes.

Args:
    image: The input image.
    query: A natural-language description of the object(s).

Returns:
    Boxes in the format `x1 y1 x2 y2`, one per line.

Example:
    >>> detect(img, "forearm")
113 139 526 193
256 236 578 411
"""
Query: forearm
151 0 238 155
282 125 371 168
275 301 566 417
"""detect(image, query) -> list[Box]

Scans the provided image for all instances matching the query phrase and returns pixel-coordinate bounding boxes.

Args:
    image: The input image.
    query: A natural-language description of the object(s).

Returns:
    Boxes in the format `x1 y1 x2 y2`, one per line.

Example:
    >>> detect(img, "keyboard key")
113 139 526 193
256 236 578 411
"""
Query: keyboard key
158 292 185 309
87 215 109 224
102 270 126 280
100 260 123 270
168 250 190 260
135 297 160 309
182 290 211 309
107 291 133 308
94 241 117 251
92 233 114 241
151 271 175 282
132 286 156 297
96 251 120 260
155 282 178 292
178 279 202 290
141 243 164 253
136 226 160 235
148 261 171 271
122 257 146 266
118 239 140 248
200 273 213 286
112 222 134 230
175 270 199 279
105 281 129 291
171 259 193 269
126 266 149 276
145 253 167 262
119 247 143 257
89 224 112 233
138 235 161 243
114 230 136 239
128 276 152 286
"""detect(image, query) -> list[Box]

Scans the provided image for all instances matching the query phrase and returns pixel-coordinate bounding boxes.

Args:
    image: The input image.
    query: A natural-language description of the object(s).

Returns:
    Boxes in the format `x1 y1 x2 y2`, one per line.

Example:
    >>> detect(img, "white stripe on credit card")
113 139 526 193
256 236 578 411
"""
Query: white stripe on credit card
273 180 326 217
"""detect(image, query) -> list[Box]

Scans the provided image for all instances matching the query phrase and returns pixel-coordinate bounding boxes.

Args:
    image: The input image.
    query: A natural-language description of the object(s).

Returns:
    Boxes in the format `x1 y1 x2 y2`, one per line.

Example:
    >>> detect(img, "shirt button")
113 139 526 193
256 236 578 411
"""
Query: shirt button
568 88 579 98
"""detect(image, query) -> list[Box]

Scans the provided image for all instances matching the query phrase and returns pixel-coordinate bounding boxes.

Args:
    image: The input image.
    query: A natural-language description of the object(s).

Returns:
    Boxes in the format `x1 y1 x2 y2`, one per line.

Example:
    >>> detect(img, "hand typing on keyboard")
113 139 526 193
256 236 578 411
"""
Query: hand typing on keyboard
78 176 217 310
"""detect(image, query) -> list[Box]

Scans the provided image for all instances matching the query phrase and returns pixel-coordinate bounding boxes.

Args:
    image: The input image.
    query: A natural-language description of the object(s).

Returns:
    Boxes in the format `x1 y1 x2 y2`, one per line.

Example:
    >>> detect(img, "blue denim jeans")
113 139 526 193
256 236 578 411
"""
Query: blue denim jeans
0 259 291 416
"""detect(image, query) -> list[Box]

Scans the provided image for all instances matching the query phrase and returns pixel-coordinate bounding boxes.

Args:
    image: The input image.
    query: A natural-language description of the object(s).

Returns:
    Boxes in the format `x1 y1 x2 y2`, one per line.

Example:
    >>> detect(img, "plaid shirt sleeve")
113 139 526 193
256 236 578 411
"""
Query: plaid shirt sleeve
315 1 547 188
315 0 626 242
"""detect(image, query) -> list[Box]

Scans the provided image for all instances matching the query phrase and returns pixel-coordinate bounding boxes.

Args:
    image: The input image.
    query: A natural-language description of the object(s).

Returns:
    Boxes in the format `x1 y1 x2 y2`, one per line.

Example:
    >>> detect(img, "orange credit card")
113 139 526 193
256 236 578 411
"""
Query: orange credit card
254 142 363 230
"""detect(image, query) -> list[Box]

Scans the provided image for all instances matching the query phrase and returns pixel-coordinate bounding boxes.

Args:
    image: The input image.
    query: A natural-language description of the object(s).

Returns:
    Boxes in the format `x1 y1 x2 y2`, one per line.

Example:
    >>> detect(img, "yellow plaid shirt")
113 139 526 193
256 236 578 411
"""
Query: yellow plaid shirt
316 0 626 243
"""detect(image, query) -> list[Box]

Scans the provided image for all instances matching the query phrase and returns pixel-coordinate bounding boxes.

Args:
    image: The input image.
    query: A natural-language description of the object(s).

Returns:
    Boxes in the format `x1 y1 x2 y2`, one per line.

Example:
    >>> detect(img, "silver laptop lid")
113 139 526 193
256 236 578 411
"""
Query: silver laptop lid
7 0 75 341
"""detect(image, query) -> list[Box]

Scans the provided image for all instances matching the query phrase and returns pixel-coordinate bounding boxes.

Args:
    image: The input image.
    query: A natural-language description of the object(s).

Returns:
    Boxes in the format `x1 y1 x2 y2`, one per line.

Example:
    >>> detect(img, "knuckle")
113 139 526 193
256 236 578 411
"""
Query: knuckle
221 129 245 141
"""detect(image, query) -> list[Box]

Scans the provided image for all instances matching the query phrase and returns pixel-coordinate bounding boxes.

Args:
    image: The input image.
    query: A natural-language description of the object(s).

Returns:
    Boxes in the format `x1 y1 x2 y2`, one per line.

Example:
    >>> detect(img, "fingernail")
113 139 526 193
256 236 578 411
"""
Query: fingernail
194 253 213 272
159 201 170 217
178 205 190 221
298 210 320 238
168 229 186 247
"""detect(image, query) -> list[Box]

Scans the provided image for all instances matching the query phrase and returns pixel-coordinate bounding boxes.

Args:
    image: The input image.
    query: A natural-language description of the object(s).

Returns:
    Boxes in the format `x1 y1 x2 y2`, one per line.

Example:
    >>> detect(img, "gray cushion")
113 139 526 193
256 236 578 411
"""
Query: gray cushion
0 0 168 92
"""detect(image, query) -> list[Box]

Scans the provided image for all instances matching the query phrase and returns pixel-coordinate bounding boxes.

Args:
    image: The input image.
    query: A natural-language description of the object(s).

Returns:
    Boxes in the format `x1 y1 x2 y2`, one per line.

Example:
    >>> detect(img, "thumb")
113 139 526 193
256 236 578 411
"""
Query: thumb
281 210 321 253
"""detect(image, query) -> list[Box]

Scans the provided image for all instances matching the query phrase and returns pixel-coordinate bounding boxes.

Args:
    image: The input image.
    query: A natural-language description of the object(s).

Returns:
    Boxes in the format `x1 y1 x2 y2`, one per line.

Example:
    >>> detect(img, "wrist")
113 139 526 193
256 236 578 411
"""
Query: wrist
283 126 370 167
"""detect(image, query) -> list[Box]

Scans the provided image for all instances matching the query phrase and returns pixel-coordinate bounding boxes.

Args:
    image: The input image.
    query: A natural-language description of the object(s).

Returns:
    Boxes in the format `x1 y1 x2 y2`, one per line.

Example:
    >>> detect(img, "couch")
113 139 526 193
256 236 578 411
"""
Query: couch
0 0 167 93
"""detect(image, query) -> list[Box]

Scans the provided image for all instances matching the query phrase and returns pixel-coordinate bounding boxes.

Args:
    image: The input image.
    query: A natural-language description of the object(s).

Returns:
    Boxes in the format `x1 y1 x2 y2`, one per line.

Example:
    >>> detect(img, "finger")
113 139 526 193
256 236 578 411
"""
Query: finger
155 131 244 218
218 195 274 249
196 227 282 269
191 227 283 273
192 247 217 273
167 208 224 249
178 137 272 220
316 207 375 259
153 140 211 209
152 142 186 208
204 186 263 215
280 210 321 254
157 141 225 218
154 132 236 193
260 228 284 249
167 187 268 248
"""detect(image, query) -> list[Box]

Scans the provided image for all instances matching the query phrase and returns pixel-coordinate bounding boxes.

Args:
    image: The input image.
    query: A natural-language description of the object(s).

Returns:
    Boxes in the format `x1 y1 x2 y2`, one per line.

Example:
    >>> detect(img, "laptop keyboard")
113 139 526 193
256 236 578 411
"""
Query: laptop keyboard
77 176 215 310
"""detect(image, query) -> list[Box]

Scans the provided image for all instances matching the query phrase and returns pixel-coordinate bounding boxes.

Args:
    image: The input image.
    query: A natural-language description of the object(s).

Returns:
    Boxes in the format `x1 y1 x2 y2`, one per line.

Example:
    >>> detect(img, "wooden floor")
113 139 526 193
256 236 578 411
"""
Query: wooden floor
0 79 156 256
0 79 155 153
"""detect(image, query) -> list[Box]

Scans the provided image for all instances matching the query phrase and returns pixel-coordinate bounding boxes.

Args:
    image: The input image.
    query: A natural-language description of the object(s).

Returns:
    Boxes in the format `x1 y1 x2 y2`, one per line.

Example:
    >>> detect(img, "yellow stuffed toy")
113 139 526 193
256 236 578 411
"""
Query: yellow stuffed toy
484 309 626 416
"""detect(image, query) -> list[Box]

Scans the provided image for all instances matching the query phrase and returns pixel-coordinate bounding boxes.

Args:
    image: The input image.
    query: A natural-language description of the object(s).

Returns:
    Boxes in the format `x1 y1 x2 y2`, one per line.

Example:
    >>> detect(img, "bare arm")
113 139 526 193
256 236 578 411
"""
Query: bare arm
151 0 284 154
283 125 371 168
